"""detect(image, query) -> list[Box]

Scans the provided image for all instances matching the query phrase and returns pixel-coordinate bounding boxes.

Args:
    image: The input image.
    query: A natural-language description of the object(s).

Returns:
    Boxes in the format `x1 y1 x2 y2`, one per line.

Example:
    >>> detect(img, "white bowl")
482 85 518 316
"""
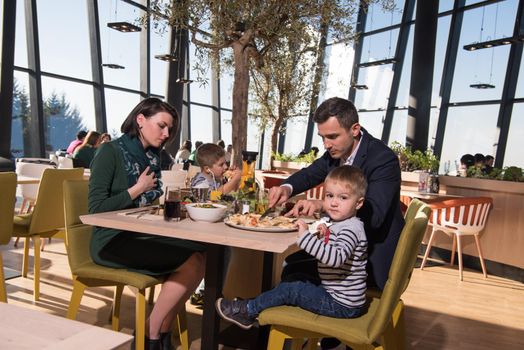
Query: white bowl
185 203 227 222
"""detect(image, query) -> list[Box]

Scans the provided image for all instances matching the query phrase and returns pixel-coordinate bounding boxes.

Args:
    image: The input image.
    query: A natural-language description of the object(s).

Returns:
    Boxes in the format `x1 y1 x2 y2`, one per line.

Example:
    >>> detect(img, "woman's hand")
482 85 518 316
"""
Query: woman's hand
285 199 323 217
128 166 157 200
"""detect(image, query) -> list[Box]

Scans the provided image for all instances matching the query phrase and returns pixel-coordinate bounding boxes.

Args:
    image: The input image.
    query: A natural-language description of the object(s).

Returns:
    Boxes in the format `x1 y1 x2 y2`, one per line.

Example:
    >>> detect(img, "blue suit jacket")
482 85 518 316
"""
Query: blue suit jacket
284 128 404 289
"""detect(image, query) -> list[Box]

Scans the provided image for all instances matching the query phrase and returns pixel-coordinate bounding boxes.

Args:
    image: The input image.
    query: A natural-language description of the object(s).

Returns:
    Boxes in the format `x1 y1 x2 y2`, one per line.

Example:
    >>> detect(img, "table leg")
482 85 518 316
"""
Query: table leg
201 244 225 350
253 251 274 350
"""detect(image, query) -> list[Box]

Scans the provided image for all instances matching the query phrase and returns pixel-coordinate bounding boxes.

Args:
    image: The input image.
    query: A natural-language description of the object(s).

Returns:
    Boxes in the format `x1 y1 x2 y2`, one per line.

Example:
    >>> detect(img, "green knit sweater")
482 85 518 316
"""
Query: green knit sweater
88 141 134 266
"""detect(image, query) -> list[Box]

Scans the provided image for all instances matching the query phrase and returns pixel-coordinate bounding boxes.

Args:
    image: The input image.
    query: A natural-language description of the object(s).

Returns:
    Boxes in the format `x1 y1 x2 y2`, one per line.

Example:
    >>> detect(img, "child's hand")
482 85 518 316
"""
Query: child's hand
316 223 330 240
230 169 242 182
296 219 308 236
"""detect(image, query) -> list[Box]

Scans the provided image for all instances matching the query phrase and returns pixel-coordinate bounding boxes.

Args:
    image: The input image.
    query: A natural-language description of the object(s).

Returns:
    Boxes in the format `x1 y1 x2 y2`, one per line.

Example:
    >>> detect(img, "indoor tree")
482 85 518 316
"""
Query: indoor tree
149 0 393 166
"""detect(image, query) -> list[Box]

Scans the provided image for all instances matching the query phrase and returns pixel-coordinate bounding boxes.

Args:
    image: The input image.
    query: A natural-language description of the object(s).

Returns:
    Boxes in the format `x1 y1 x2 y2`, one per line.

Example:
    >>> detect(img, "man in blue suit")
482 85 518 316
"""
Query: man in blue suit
269 97 404 291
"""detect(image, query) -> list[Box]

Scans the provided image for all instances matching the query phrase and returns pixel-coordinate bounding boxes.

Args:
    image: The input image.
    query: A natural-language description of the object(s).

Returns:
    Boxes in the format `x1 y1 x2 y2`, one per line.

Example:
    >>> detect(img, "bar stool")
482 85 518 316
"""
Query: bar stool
420 196 492 281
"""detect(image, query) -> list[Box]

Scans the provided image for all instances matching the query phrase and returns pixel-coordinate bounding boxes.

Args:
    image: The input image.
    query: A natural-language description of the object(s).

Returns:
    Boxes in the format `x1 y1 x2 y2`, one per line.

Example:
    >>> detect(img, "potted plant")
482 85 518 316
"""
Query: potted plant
271 150 317 173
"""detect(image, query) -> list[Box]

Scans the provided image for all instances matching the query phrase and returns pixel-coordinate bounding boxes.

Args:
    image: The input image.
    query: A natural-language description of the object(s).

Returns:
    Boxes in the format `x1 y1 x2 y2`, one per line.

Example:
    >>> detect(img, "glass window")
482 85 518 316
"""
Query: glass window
11 72 32 158
353 65 393 110
104 89 141 137
439 105 499 173
99 0 143 90
247 117 261 154
323 42 354 98
283 117 308 155
450 2 517 102
365 1 404 31
504 103 524 168
14 0 28 68
360 30 399 66
358 111 384 139
431 15 451 106
219 110 232 145
439 1 454 13
219 71 234 110
190 104 213 143
189 43 213 105
150 18 170 97
41 77 96 154
37 0 92 80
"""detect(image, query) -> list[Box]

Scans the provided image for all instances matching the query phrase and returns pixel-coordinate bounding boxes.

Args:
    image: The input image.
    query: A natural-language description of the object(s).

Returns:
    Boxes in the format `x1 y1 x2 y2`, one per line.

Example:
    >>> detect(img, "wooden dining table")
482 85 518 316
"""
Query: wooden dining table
80 208 299 350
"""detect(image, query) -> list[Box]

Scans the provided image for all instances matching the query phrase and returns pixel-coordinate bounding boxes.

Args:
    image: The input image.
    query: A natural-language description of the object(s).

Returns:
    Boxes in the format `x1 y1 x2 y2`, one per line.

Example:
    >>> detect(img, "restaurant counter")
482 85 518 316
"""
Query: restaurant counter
402 172 524 272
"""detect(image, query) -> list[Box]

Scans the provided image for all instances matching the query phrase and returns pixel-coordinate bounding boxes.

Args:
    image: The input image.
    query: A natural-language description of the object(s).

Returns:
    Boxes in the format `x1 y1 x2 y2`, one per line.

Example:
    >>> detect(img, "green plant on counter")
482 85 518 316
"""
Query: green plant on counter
272 150 316 164
390 141 439 173
466 165 522 182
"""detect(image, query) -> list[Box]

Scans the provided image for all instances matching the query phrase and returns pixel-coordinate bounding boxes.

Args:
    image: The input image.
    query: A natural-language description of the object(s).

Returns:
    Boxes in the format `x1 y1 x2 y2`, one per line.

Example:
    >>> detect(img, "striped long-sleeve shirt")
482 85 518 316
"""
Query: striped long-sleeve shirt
297 216 367 308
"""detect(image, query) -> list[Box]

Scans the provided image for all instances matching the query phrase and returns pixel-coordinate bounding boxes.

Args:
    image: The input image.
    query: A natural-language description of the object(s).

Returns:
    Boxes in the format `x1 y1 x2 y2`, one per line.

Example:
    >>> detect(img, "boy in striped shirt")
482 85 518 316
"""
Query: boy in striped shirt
216 165 368 329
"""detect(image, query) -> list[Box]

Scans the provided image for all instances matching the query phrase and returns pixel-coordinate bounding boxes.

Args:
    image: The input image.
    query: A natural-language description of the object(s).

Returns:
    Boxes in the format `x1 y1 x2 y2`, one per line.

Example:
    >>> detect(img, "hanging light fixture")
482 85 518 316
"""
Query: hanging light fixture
102 63 125 69
174 28 193 84
351 83 369 90
358 7 397 69
107 21 141 33
468 4 498 89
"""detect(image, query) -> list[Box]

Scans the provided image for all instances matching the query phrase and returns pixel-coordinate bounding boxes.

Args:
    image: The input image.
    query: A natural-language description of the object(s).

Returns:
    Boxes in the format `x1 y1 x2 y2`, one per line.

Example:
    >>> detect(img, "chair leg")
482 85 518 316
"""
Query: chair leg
112 285 124 331
474 235 488 278
267 327 288 350
13 237 20 248
22 237 29 277
420 229 437 270
176 307 189 350
381 300 405 350
450 235 457 266
290 339 304 350
135 289 147 350
33 236 41 301
148 285 156 305
0 253 7 303
456 235 463 281
67 277 87 319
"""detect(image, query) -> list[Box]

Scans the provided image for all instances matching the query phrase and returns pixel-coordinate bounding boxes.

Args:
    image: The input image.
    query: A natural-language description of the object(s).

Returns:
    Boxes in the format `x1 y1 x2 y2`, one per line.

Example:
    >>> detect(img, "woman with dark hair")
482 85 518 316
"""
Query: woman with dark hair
89 98 205 350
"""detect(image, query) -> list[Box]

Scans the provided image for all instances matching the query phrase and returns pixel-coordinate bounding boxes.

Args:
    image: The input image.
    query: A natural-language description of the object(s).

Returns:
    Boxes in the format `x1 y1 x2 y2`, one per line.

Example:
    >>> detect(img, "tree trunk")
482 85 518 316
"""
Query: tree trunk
231 42 250 168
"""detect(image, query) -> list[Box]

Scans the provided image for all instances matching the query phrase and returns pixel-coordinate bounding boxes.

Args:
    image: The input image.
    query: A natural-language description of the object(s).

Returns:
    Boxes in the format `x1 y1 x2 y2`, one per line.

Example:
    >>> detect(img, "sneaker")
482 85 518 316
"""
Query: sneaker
215 298 256 330
190 292 204 306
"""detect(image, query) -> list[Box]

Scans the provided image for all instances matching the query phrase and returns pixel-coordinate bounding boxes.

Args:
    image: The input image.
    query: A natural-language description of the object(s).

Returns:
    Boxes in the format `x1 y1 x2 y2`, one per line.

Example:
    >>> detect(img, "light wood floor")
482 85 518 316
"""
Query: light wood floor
2 240 523 350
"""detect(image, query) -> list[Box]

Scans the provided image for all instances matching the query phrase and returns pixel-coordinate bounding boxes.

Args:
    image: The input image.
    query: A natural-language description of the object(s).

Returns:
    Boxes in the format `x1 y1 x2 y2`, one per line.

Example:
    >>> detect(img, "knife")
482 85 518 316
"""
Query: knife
124 206 158 216
259 207 274 220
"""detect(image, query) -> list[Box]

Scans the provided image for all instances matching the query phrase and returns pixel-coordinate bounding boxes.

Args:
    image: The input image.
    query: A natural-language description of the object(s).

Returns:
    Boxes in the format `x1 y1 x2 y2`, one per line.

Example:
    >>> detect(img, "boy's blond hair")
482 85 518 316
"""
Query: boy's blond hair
196 143 225 168
325 165 367 198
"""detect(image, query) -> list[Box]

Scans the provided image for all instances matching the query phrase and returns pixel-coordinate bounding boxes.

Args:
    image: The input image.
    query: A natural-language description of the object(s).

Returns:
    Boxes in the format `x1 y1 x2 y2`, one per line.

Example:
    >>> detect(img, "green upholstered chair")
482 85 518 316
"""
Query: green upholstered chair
258 199 430 350
63 180 189 350
0 172 17 303
12 167 84 301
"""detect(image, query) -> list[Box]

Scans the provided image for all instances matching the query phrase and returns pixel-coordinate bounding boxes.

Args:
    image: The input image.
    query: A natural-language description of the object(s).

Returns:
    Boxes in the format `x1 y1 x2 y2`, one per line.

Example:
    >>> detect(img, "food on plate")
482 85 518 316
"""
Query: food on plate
227 213 297 229
194 203 219 209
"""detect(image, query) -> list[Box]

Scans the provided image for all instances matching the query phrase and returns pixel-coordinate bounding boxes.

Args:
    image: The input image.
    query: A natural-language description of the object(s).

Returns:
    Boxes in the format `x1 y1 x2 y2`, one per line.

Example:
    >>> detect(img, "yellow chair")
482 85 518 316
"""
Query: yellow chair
63 180 189 350
0 172 17 303
258 199 430 350
12 167 84 301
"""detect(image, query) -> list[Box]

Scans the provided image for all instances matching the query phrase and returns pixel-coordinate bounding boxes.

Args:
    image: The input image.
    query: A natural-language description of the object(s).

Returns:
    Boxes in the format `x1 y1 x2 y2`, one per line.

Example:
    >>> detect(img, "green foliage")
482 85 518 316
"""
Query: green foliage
465 165 522 182
390 141 439 173
272 150 316 164
502 166 524 182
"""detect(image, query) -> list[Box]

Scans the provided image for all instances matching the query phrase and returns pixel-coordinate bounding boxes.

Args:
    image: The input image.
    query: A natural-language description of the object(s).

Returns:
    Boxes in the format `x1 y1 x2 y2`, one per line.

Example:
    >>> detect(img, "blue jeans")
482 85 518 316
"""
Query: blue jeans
247 281 364 319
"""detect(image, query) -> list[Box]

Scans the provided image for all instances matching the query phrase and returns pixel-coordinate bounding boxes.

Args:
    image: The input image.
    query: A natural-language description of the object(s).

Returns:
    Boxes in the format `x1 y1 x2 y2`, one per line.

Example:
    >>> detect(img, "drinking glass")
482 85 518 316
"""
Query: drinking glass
164 187 181 221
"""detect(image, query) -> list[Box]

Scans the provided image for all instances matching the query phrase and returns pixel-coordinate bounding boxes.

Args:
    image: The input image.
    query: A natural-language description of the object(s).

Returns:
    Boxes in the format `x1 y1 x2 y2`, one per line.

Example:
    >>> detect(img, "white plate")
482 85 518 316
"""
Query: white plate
224 219 298 233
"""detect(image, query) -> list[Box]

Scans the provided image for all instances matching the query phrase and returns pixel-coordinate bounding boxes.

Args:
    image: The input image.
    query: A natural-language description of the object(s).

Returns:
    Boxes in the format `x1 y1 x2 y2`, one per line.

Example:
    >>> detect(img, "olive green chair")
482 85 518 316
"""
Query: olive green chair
258 199 430 350
63 180 189 350
0 172 17 303
12 167 84 301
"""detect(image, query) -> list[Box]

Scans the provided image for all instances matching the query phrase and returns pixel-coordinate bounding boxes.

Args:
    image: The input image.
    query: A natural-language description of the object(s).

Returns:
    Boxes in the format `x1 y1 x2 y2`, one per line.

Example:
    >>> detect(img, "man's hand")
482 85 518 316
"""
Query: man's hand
285 199 323 217
268 185 292 207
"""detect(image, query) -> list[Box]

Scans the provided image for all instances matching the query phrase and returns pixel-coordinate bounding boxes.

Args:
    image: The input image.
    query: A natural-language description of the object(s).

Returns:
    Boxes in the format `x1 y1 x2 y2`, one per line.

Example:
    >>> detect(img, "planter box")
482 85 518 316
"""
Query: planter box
271 160 310 174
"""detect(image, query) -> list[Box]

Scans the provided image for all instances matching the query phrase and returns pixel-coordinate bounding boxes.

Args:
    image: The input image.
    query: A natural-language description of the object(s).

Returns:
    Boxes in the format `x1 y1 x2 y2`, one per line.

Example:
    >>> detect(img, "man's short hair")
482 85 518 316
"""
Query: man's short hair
313 97 359 130
77 130 88 140
196 143 225 168
325 165 367 198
